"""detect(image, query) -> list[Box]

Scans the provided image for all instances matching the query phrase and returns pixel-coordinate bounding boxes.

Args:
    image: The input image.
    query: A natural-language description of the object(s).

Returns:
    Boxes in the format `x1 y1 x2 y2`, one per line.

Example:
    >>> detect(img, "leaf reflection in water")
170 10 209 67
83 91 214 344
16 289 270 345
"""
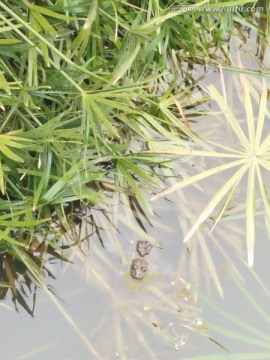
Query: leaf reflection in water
59 226 211 358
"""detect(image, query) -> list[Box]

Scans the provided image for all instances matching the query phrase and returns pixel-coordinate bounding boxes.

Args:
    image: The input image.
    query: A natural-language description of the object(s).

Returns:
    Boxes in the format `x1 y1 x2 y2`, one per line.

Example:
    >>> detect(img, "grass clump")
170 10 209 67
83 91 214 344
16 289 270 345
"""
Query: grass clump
1 1 270 358
0 0 266 284
0 0 218 251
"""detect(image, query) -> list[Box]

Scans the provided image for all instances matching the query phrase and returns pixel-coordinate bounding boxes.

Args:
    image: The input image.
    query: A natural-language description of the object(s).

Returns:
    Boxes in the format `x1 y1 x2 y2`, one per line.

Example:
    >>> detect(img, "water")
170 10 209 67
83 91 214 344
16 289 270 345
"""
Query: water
1 14 270 360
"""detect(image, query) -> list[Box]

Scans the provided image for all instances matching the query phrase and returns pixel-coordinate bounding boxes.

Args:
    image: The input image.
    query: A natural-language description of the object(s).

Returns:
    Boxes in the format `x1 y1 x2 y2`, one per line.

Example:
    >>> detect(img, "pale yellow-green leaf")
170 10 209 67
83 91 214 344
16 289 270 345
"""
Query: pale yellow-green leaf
205 84 250 151
82 93 99 154
255 78 267 148
39 41 50 66
246 160 256 267
152 158 248 200
120 158 160 185
259 133 270 153
131 0 210 33
208 179 240 236
0 39 21 44
0 161 4 194
28 47 38 87
258 157 270 172
69 0 97 60
86 97 119 138
0 218 49 227
0 143 24 162
0 71 11 95
27 3 74 21
183 162 250 243
110 42 141 85
0 23 23 33
0 134 31 145
239 70 255 147
257 159 270 224
0 229 28 248
30 11 42 34
31 11 57 37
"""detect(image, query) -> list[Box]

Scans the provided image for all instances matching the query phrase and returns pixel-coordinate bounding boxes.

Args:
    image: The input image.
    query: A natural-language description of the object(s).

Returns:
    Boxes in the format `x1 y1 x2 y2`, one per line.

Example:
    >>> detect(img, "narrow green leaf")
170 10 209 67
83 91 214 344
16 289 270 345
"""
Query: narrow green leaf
31 11 57 36
82 93 99 155
41 171 76 202
117 162 151 210
0 143 24 162
27 3 74 20
0 161 4 194
0 71 11 94
131 0 210 33
120 158 158 184
27 47 38 87
110 42 141 85
0 229 28 248
0 23 22 33
86 96 119 138
0 135 31 146
0 2 105 87
0 219 49 227
69 0 97 60
0 39 21 44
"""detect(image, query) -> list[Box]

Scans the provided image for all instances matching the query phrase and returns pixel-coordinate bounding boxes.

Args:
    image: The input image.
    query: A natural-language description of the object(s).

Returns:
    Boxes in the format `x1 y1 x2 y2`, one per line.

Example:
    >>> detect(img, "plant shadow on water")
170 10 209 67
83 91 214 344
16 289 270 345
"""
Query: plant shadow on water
149 18 270 360
0 200 220 360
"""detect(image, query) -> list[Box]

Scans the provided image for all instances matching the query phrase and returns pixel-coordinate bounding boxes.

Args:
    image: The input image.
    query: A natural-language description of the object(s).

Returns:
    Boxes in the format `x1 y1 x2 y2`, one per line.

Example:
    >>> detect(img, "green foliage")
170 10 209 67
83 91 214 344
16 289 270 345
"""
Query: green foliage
0 0 270 358
2 0 241 250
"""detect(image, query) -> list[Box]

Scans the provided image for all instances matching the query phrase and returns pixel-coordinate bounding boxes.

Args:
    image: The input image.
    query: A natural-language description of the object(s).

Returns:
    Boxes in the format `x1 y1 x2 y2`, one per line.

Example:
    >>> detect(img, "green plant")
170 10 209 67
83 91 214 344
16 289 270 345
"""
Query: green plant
152 69 270 267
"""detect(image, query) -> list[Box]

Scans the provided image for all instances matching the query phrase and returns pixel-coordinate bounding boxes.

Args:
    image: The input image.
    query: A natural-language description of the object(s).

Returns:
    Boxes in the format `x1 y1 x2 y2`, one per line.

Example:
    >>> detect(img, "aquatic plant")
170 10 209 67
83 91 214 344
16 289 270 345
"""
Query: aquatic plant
0 0 268 358
152 68 270 268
